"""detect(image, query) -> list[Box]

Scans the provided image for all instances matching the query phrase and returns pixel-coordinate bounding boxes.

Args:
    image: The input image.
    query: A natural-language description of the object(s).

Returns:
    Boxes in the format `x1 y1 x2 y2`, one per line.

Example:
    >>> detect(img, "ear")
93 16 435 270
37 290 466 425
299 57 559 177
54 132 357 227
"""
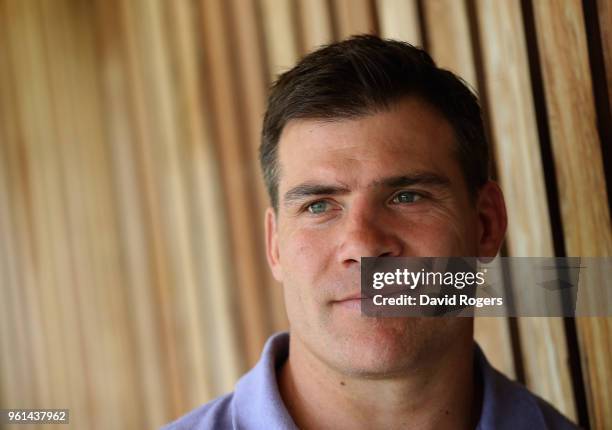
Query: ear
265 207 283 282
476 181 507 258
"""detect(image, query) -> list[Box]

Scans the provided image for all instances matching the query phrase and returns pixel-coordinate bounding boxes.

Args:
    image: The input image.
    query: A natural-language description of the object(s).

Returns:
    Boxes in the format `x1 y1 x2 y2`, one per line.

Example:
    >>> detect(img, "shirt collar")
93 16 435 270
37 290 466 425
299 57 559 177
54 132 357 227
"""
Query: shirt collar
232 332 297 429
232 332 548 430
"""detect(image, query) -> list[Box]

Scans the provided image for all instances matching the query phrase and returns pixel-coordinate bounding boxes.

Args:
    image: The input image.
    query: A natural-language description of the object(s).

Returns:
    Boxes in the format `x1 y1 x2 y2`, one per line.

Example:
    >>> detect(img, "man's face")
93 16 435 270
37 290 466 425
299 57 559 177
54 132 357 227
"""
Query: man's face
266 97 501 376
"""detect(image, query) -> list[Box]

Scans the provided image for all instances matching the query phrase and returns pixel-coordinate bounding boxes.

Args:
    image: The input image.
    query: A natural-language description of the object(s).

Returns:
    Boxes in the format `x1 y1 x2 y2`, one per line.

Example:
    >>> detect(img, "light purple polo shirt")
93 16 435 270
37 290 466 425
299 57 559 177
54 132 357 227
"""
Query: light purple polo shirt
162 332 578 430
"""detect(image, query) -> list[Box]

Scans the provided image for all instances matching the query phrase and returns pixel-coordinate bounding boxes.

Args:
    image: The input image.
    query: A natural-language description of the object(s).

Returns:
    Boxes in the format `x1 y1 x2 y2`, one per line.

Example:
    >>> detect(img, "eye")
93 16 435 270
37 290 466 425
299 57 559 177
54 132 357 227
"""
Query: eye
307 200 330 214
391 191 422 204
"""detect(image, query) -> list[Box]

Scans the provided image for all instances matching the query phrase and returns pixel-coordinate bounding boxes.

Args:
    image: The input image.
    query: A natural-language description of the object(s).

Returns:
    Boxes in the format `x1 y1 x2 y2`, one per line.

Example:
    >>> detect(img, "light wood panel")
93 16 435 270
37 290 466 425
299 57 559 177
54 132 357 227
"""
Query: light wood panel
597 0 612 105
119 0 194 418
4 0 85 424
0 0 610 428
40 1 132 427
233 0 290 334
376 0 421 45
422 0 515 381
130 0 214 414
260 0 300 78
0 0 35 409
93 1 174 425
423 0 475 86
297 0 334 52
531 1 612 427
332 0 377 39
474 0 577 420
199 0 271 367
165 0 243 395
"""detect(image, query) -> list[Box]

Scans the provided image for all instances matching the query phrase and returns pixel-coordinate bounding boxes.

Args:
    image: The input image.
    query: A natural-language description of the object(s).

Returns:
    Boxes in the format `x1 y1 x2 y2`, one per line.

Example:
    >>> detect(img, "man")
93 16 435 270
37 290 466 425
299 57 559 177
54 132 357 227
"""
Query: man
164 35 577 429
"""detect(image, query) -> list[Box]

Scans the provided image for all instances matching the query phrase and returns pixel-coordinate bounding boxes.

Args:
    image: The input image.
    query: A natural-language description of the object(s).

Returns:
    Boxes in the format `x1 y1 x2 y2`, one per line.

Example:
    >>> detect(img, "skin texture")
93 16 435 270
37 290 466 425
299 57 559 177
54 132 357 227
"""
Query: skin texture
265 97 507 430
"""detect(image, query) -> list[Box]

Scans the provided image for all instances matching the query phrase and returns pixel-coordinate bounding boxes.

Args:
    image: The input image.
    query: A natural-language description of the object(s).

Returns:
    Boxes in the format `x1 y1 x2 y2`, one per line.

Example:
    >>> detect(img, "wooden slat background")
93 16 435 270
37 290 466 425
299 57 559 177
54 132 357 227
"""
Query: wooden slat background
0 0 609 428
475 0 577 419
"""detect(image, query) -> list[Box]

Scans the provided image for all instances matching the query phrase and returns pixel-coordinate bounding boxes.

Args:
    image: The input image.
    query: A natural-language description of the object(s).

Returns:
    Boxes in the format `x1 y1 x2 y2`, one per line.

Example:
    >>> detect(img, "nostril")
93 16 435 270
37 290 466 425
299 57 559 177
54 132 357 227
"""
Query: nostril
379 251 393 258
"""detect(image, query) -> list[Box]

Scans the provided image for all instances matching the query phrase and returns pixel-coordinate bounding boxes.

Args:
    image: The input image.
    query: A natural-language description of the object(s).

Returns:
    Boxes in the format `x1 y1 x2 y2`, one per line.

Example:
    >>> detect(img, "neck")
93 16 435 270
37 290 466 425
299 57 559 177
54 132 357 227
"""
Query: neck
279 331 480 430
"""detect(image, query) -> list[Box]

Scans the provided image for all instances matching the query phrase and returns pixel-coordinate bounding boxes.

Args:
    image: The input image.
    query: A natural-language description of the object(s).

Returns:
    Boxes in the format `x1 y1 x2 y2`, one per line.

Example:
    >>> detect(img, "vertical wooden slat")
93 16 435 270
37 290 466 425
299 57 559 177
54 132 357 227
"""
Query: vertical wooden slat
199 0 271 367
0 124 17 408
123 0 224 416
332 0 377 39
228 0 289 335
99 0 216 421
42 0 151 427
597 0 612 105
93 0 171 425
531 1 612 427
375 0 421 45
531 3 611 252
0 105 14 406
4 0 74 417
166 0 243 397
0 1 38 409
423 0 476 86
0 198 35 410
297 0 334 52
119 0 186 418
422 0 515 381
142 0 213 409
252 0 305 332
259 0 300 79
0 1 608 427
37 1 101 426
475 0 577 420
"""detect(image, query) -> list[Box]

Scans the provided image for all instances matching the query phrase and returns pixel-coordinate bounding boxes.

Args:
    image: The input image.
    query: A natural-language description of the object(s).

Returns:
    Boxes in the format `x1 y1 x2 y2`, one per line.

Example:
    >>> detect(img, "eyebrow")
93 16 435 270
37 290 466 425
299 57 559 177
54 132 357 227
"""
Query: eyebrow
371 173 451 188
283 183 350 206
282 172 451 207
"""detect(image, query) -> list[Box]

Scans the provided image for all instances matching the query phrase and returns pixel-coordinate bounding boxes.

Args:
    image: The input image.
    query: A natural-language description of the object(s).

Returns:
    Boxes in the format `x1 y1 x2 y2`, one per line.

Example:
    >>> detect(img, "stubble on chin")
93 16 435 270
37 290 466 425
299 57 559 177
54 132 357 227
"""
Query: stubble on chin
303 316 470 378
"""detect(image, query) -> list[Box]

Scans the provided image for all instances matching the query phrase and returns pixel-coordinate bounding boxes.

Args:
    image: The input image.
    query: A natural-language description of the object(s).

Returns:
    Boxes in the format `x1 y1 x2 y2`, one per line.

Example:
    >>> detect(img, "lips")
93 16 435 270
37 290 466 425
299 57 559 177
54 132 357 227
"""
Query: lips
333 289 401 304
334 293 365 303
332 296 366 310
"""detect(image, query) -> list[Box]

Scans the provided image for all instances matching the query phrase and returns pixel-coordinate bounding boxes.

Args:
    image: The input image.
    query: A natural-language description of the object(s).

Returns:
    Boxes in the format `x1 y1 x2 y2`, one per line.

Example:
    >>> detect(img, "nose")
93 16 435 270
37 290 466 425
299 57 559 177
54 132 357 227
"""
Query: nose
337 204 403 267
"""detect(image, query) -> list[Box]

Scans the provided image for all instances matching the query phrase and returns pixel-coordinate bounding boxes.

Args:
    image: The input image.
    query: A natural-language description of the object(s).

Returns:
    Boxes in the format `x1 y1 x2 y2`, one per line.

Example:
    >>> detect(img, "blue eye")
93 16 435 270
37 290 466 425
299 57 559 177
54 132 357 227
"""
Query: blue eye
307 201 329 214
392 191 422 204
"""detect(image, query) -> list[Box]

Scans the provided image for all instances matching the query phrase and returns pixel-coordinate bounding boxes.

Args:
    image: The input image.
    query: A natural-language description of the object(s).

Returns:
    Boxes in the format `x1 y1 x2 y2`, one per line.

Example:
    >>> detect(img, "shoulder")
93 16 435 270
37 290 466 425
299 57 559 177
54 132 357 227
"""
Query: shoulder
476 344 579 430
160 332 293 430
160 392 234 430
493 369 578 429
533 394 581 430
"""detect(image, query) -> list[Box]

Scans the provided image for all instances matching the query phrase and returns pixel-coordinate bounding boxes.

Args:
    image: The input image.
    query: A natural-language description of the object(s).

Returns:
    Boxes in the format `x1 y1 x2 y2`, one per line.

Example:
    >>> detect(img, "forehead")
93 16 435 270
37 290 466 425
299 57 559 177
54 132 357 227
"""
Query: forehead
276 98 459 191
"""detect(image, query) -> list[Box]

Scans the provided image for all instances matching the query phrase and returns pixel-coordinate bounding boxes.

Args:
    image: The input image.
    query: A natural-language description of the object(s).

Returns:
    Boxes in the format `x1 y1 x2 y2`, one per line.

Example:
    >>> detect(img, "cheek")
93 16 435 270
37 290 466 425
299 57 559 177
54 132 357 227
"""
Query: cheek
401 209 477 255
277 228 336 329
278 227 335 287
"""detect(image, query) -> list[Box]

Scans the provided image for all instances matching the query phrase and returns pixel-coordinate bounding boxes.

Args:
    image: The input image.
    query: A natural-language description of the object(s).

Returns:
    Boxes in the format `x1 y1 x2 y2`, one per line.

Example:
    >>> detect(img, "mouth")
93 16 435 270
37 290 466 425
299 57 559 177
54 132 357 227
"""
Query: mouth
332 289 403 310
332 295 367 310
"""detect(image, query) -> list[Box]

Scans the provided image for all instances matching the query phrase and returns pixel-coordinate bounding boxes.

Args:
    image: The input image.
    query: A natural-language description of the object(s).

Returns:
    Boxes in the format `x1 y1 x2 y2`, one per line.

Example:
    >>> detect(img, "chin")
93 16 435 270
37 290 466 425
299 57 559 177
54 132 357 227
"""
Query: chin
320 318 427 376
323 317 468 377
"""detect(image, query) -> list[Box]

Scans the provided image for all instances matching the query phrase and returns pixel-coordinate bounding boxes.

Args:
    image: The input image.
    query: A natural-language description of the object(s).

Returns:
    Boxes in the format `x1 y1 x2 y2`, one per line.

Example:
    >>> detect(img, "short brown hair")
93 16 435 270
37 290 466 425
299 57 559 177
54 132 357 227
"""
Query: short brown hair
260 35 489 210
